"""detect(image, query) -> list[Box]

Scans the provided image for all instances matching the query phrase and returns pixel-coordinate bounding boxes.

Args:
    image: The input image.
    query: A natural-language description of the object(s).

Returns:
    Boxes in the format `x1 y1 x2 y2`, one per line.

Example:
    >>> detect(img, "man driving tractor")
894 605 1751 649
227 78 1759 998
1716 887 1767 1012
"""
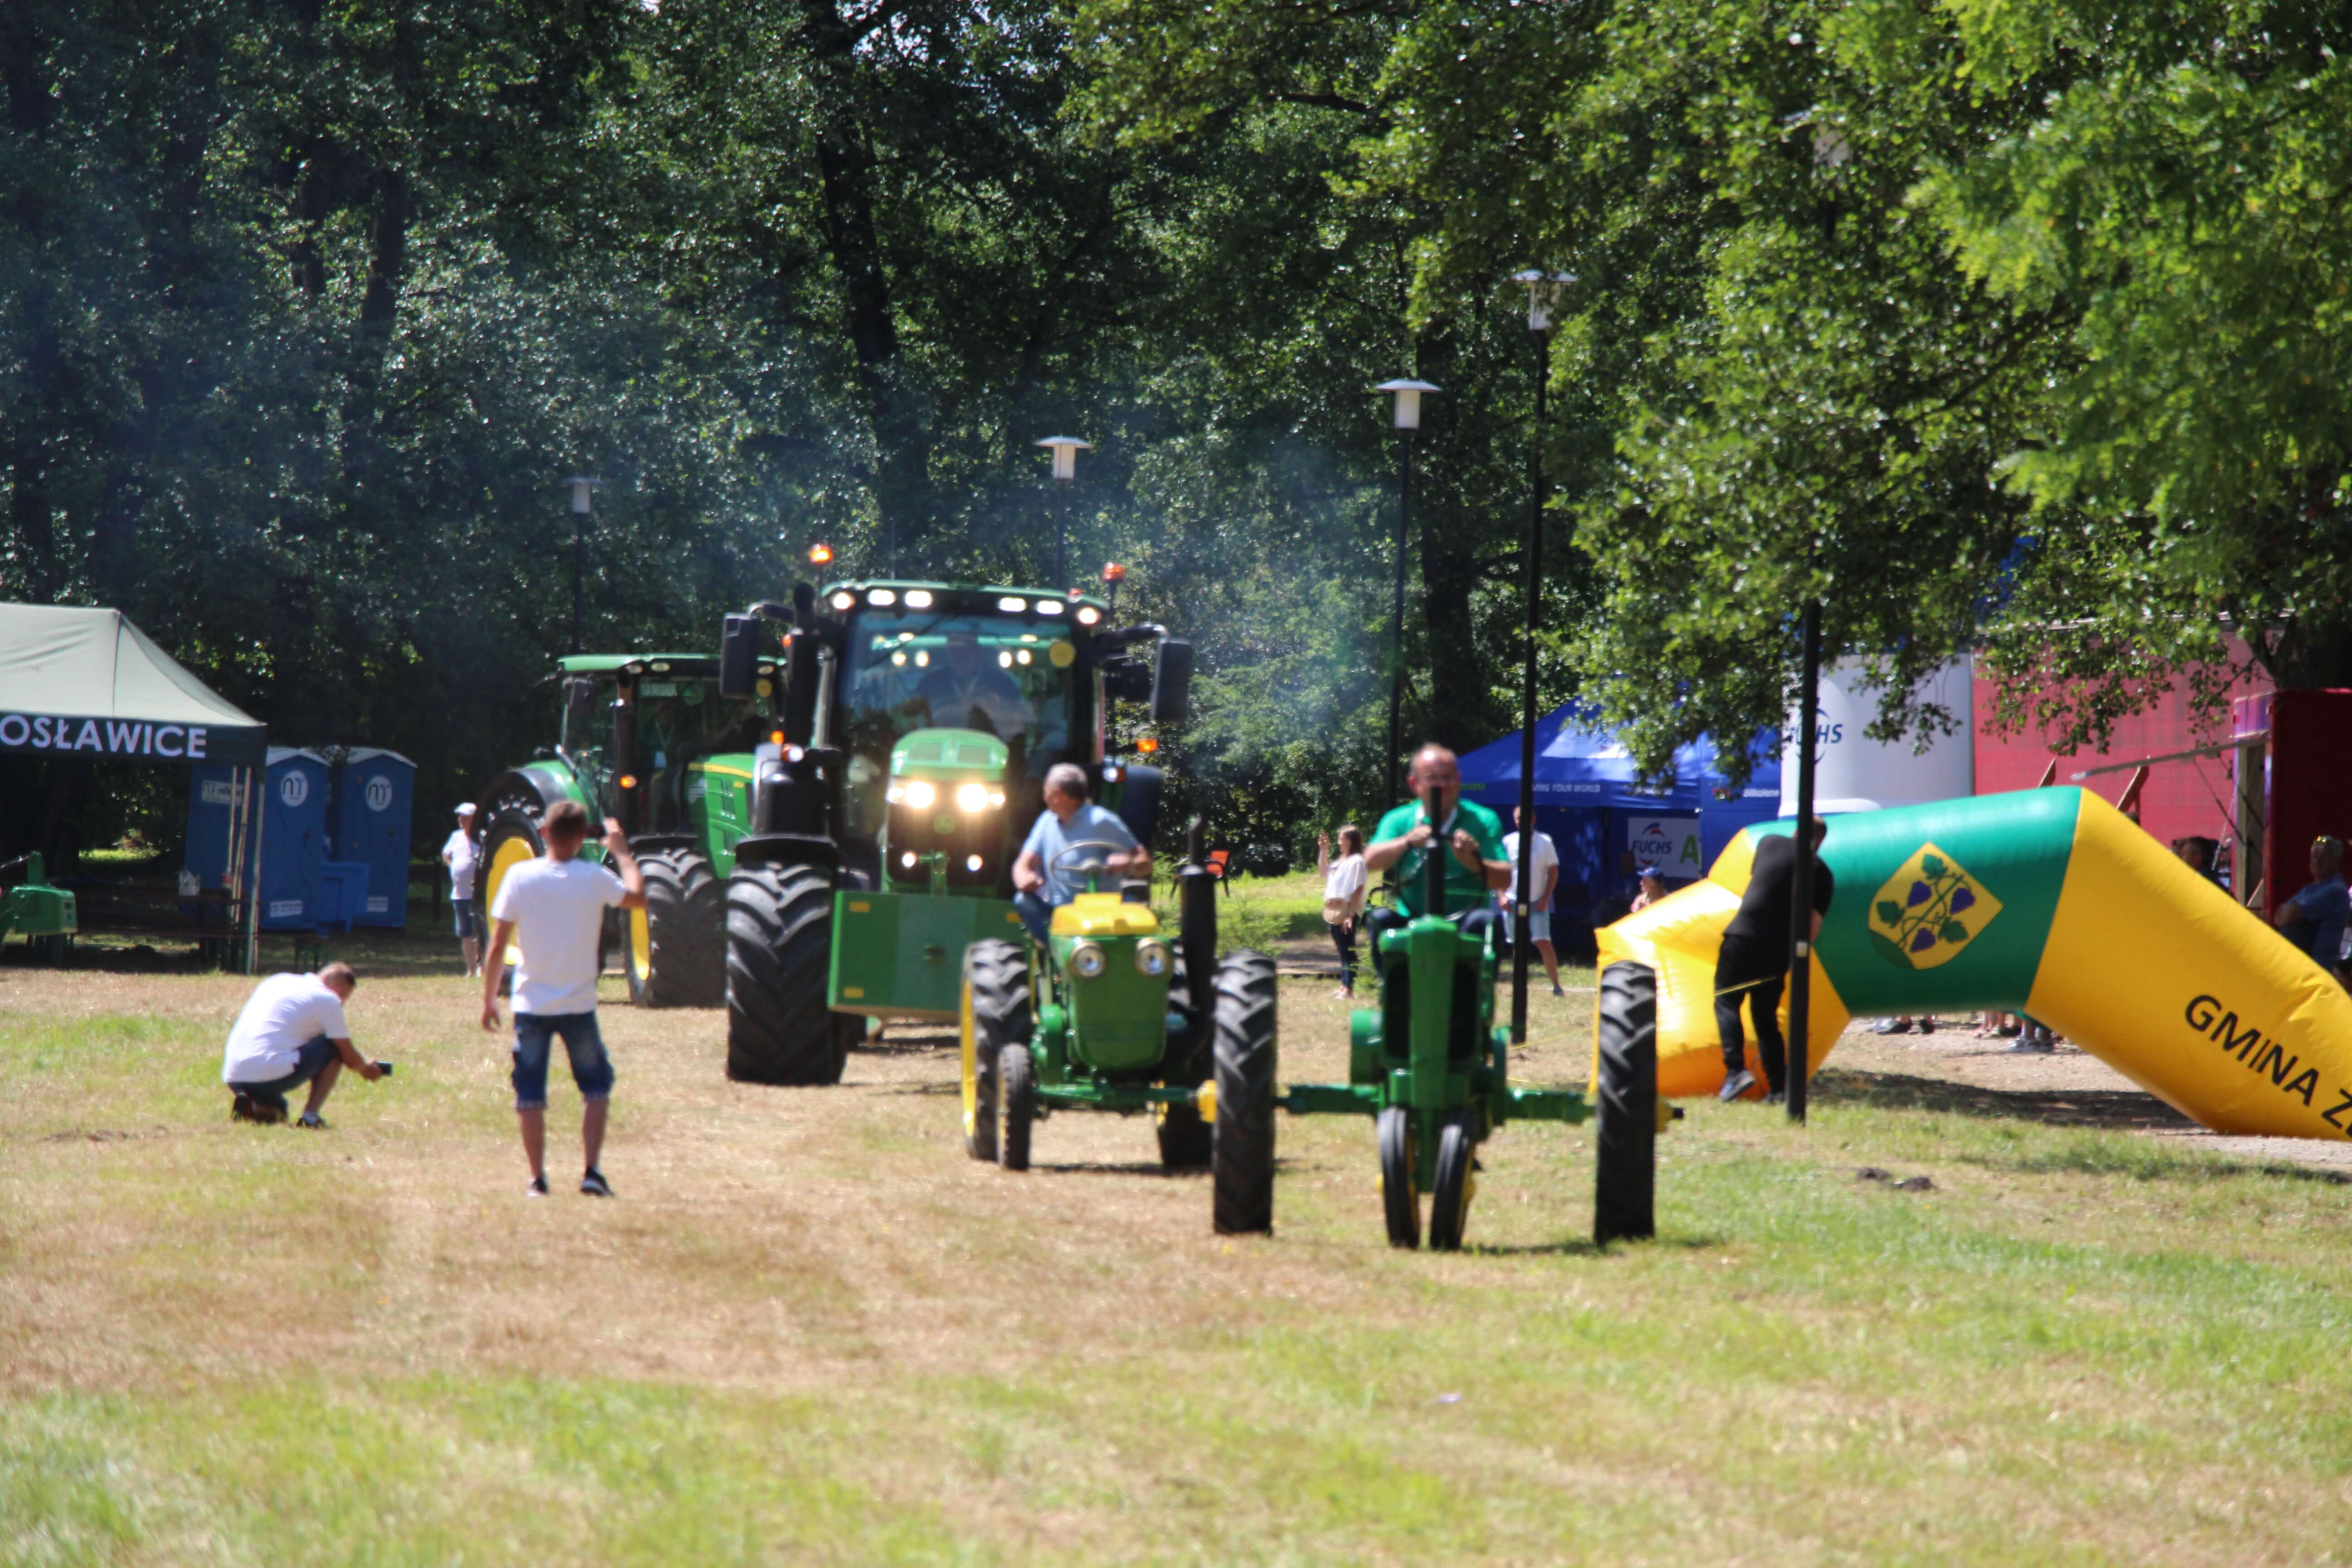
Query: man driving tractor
916 629 1031 739
1363 743 1512 946
1011 761 1151 942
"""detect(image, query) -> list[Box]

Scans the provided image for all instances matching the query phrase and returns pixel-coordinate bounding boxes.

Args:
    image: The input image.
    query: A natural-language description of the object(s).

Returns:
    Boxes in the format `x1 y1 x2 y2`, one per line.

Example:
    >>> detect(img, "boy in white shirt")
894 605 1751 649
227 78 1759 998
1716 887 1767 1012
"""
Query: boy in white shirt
221 962 383 1127
480 799 647 1197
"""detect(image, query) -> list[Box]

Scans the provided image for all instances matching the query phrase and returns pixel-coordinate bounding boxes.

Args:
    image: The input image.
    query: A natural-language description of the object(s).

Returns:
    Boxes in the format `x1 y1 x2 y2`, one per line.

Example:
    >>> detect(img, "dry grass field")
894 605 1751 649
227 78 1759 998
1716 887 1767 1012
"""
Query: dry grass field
5 930 2352 1565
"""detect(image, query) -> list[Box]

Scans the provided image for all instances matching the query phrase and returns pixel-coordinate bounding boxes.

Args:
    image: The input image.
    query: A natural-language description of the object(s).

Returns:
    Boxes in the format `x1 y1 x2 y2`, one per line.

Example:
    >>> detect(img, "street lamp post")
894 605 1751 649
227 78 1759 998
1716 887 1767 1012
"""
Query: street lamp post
1788 597 1823 1124
1372 379 1439 806
1036 437 1092 590
1507 271 1572 1044
566 476 600 654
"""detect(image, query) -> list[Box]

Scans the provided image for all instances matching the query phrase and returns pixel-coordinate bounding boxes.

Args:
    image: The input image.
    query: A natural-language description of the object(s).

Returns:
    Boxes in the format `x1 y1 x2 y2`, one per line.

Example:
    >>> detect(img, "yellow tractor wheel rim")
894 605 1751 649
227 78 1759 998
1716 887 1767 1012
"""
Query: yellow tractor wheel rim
959 978 979 1138
485 833 538 969
628 905 651 983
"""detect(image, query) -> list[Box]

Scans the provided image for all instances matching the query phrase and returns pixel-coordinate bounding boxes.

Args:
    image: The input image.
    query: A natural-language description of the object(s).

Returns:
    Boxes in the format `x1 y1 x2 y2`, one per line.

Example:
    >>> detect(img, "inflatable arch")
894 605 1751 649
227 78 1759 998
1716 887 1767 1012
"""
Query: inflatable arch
1597 787 2352 1140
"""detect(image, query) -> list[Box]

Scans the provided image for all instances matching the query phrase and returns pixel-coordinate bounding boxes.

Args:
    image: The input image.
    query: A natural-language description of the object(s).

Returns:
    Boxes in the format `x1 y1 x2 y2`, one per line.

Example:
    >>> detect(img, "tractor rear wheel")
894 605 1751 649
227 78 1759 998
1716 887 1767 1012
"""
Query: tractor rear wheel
962 939 1028 1162
997 1042 1037 1171
1593 960 1658 1245
630 848 725 1007
725 863 849 1085
478 808 544 1000
1428 1111 1476 1251
1210 950 1278 1234
1378 1106 1419 1249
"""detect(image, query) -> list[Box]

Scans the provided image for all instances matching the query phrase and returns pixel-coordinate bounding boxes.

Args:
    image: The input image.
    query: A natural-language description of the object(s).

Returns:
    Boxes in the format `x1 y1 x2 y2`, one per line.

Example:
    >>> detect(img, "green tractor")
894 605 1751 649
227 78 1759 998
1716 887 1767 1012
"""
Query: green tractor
473 652 782 1008
1275 788 1662 1249
0 853 77 965
959 822 1279 1233
712 576 1191 1087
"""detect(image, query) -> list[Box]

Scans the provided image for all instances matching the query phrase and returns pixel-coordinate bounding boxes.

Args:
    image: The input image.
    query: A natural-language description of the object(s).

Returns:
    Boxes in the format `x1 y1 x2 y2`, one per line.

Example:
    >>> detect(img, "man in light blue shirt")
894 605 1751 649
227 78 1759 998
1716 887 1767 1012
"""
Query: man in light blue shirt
1012 762 1149 942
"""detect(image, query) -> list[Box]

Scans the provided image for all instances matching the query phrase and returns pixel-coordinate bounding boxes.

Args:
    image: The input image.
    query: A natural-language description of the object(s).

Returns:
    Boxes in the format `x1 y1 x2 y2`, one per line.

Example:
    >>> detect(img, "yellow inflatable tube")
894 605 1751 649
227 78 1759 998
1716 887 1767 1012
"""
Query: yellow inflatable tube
1599 787 2352 1138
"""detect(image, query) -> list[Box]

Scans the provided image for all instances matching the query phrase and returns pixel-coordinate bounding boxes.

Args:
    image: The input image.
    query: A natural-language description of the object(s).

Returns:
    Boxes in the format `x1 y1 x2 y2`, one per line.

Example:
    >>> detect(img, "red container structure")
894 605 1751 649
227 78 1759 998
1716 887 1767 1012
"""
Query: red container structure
2235 689 2352 921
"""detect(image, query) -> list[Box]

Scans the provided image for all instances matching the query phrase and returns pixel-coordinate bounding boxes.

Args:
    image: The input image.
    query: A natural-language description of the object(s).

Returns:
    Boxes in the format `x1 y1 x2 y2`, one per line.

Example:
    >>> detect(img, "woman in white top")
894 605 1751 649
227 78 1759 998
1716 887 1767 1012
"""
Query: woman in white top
1319 824 1369 999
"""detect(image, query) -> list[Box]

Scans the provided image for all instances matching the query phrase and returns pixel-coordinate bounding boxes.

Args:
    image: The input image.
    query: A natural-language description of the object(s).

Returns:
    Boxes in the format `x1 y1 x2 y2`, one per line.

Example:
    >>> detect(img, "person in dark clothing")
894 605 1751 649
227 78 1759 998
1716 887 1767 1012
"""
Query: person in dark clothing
1716 818 1834 1104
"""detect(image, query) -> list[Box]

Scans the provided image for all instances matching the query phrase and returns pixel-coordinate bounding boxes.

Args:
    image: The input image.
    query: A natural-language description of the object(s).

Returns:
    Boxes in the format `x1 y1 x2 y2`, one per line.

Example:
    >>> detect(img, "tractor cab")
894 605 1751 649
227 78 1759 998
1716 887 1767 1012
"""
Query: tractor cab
550 654 778 847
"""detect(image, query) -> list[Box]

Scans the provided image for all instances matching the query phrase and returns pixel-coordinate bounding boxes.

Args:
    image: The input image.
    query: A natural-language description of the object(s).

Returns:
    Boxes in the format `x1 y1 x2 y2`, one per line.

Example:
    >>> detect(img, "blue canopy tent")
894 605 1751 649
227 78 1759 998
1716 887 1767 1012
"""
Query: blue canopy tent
1455 704 1782 933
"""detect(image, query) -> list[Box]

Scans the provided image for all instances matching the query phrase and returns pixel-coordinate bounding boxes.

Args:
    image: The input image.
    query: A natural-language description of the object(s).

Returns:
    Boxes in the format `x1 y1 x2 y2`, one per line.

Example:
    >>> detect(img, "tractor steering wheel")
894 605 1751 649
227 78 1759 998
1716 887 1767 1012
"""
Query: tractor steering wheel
1051 838 1130 896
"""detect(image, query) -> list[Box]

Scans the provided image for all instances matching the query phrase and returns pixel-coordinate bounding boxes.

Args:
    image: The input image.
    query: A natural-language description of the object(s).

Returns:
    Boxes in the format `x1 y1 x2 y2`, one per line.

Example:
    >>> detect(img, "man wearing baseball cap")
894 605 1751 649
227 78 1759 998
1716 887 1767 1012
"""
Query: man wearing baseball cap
441 803 482 976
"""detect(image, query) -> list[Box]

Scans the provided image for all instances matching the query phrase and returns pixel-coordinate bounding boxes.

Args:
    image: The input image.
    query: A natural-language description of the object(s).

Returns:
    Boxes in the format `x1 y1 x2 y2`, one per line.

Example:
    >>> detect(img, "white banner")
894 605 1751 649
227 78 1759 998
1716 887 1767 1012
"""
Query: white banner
1783 659 1974 815
1625 813 1704 878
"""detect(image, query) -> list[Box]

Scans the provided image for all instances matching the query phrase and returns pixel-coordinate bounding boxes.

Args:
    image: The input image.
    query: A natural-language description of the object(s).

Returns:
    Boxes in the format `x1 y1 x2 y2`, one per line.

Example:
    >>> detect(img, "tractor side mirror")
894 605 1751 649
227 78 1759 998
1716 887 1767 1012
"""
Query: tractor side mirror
1149 638 1193 725
719 614 759 700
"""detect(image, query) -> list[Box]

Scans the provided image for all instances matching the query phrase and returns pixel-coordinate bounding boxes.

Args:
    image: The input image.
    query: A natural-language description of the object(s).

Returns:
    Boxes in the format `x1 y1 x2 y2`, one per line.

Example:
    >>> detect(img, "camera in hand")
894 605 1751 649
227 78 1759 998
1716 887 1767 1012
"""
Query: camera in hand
373 1061 394 1077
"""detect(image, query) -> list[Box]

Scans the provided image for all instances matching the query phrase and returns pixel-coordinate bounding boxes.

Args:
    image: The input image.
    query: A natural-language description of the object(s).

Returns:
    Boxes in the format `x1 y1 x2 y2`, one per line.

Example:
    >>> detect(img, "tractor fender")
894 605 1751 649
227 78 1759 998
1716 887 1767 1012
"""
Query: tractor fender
475 764 582 824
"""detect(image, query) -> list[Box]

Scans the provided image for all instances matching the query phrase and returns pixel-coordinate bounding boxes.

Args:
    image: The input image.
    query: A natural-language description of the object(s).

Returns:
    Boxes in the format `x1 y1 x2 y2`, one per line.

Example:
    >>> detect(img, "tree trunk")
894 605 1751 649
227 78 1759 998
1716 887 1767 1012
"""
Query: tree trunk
797 0 931 564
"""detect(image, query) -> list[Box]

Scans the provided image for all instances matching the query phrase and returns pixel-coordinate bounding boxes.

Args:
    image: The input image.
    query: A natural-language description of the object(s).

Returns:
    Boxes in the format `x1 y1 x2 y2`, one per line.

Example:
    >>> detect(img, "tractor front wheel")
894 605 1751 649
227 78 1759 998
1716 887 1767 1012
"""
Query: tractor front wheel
1210 950 1278 1234
1593 960 1658 1245
1428 1111 1477 1251
1377 1106 1419 1249
631 848 725 1007
725 864 852 1085
962 939 1028 1162
997 1042 1037 1171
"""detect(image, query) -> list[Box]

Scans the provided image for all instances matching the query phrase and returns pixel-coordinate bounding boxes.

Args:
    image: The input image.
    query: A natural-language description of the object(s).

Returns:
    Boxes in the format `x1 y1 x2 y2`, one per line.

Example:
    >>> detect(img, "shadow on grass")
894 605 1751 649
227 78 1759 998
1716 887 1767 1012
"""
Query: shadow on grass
1815 1068 2352 1186
1813 1067 2194 1132
1465 1233 1722 1259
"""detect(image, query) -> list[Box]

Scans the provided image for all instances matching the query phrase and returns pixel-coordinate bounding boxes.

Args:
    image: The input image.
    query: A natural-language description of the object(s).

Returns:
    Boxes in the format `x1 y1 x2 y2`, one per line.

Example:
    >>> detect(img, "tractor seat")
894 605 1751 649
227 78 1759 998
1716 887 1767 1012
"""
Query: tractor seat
1049 893 1161 938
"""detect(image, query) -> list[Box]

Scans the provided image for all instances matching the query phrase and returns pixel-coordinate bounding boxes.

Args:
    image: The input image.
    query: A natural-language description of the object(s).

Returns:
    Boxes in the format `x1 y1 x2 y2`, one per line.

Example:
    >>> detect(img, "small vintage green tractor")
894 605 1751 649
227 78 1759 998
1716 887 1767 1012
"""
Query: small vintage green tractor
1274 788 1661 1249
958 823 1279 1232
474 652 780 1008
713 576 1193 1088
0 853 77 964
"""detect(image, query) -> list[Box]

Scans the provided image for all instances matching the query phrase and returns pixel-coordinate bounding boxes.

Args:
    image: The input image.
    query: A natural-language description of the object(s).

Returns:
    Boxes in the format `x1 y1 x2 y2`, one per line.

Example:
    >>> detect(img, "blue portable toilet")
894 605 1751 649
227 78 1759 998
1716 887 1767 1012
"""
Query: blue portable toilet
335 748 415 927
184 748 333 931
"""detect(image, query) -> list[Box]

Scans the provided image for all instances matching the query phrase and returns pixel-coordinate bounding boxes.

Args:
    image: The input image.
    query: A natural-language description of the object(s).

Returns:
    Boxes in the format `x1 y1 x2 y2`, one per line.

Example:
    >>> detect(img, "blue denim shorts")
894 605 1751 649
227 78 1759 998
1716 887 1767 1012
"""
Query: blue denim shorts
511 1011 614 1110
1511 909 1552 944
230 1034 339 1111
452 897 483 942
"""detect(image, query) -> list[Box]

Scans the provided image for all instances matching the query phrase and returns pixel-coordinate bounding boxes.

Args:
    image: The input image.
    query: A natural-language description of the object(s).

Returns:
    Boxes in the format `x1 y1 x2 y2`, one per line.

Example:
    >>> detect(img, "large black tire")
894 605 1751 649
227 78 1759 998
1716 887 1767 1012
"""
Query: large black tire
1428 1111 1476 1252
1378 1106 1420 1249
725 864 848 1086
1593 960 1658 1245
963 939 1029 1162
997 1041 1037 1171
1210 950 1278 1234
632 848 725 1008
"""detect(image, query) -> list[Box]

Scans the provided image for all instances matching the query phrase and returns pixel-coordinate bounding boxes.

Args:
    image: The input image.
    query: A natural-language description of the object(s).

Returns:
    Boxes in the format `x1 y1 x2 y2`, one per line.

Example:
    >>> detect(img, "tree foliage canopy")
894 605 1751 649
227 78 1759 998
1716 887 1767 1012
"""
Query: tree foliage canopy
5 0 2343 858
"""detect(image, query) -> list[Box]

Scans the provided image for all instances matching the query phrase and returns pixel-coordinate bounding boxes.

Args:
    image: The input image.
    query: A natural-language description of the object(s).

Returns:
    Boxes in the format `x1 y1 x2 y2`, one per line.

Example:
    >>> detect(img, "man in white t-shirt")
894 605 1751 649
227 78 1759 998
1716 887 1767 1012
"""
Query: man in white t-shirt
221 962 383 1127
1499 807 1564 997
481 799 647 1198
442 802 482 976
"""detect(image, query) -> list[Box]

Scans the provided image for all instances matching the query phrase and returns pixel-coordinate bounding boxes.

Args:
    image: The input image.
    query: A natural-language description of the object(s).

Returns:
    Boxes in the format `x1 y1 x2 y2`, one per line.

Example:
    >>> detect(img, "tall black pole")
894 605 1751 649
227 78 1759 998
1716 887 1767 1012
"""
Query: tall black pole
1054 478 1067 590
1385 432 1412 807
571 510 584 654
1787 598 1823 1124
1510 339 1548 1044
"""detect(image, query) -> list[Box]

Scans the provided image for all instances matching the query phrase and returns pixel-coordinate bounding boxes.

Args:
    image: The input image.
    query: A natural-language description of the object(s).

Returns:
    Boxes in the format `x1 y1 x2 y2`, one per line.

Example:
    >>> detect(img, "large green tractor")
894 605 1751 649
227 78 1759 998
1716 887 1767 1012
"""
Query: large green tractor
473 652 781 1008
713 577 1191 1086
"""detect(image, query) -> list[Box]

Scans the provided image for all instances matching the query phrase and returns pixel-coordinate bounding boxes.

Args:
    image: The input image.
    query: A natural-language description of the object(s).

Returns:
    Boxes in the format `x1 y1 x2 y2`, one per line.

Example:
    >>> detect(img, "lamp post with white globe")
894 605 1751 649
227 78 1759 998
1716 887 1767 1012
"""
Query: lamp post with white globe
1036 436 1092 591
1373 379 1439 805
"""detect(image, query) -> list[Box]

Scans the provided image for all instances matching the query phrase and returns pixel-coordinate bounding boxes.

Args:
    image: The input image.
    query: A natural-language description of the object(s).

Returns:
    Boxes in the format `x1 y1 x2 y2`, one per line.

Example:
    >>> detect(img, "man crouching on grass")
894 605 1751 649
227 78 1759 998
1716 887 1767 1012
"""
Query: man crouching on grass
222 962 383 1127
481 799 645 1198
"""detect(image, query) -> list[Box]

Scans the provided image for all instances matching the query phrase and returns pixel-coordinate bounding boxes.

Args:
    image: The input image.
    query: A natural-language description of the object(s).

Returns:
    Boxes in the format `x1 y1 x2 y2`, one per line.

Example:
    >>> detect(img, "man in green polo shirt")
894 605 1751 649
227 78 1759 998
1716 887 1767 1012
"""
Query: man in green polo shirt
1363 744 1512 944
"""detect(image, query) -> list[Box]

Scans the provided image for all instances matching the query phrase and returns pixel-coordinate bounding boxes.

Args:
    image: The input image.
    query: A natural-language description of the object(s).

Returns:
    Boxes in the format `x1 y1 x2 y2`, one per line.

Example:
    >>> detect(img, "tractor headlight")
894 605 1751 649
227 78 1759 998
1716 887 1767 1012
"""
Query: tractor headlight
1071 942 1107 979
901 779 936 809
955 781 990 813
1134 939 1171 978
